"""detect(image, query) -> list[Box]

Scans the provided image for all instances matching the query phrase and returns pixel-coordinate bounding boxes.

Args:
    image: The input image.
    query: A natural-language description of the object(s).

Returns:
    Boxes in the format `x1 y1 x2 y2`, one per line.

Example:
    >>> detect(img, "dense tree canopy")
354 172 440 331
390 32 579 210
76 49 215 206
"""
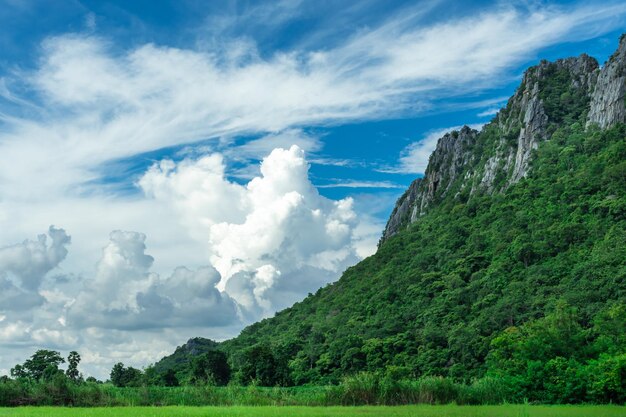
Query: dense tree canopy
10 350 65 382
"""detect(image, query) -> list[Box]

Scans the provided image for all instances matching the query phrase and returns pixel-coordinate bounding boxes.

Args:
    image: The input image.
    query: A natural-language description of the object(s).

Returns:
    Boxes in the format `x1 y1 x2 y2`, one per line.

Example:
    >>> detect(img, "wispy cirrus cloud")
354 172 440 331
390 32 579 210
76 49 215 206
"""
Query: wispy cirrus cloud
317 180 405 189
1 1 623 201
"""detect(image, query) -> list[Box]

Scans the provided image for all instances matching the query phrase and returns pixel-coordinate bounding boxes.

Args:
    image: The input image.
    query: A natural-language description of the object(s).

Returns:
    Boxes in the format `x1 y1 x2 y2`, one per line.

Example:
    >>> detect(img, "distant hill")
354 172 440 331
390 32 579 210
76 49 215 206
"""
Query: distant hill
153 337 219 375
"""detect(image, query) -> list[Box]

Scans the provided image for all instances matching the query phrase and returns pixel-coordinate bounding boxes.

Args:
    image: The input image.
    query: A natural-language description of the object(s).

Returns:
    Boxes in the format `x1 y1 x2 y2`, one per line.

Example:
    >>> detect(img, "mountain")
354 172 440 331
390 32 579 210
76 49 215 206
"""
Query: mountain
158 35 626 398
381 49 612 242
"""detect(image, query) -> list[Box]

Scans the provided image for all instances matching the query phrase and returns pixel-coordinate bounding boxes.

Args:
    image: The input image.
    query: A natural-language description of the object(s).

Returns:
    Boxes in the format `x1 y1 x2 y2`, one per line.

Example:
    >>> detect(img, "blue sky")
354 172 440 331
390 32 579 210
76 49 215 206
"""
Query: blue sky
0 0 625 378
1 0 624 205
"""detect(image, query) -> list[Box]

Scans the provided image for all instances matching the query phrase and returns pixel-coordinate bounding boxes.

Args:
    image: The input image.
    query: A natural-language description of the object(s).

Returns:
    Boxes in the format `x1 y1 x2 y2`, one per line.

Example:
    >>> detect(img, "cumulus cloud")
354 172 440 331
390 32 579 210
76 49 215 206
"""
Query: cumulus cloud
140 145 361 313
0 226 70 290
0 147 371 377
68 231 239 330
0 226 70 311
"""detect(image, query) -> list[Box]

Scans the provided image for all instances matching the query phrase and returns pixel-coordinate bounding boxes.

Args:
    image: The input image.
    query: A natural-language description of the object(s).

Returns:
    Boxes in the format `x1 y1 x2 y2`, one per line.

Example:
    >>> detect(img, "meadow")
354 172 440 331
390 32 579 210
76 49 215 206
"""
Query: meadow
0 405 625 417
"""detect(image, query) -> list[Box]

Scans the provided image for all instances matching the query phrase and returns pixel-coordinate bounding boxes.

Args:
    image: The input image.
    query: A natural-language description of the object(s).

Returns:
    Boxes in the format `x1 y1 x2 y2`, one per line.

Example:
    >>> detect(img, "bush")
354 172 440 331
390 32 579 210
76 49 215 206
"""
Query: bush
585 354 626 403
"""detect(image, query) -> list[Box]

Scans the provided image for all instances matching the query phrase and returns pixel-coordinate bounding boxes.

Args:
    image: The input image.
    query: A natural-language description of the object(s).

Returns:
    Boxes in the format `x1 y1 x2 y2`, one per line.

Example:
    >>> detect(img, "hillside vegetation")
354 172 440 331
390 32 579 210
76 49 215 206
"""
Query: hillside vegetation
220 120 625 402
214 42 626 403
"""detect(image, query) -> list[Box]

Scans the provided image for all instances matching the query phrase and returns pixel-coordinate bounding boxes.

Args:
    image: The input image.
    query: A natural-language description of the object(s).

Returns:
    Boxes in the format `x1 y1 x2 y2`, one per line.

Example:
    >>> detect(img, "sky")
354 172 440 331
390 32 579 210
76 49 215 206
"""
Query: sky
0 0 625 380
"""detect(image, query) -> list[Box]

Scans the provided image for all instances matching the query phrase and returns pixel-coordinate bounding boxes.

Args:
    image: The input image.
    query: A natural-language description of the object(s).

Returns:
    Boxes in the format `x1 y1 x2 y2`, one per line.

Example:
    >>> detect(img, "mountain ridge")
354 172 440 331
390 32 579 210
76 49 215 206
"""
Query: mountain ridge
382 35 625 242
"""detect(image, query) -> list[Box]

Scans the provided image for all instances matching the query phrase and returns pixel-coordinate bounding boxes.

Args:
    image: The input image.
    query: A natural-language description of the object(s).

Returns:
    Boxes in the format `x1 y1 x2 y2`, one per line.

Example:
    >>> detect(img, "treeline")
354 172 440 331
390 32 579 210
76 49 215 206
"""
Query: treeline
218 303 625 404
108 350 230 388
2 303 623 405
0 366 622 407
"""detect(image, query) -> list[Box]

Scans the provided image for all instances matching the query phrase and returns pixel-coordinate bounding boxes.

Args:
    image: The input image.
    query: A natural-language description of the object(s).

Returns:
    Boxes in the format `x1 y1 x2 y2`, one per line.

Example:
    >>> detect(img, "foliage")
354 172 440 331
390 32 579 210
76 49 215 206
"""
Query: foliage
537 63 591 128
150 338 222 385
3 405 626 417
219 121 626 396
65 352 81 382
110 363 143 388
10 350 66 382
189 351 230 386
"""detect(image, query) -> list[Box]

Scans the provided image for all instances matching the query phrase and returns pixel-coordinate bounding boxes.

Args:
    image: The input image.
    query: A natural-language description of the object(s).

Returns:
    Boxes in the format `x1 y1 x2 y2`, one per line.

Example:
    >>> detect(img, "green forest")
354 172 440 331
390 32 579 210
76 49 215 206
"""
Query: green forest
2 46 625 407
218 119 625 403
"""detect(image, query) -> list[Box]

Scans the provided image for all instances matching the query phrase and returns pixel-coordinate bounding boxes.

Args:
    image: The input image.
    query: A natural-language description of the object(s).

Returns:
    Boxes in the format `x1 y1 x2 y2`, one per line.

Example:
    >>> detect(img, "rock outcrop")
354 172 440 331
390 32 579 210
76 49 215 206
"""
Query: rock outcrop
381 35 626 245
587 34 626 128
381 126 479 242
502 55 598 185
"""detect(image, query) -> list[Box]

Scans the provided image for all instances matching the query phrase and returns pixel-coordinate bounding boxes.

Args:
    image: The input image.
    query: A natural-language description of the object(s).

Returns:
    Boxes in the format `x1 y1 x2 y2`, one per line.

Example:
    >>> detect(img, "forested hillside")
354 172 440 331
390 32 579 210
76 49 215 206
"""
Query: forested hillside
157 35 626 403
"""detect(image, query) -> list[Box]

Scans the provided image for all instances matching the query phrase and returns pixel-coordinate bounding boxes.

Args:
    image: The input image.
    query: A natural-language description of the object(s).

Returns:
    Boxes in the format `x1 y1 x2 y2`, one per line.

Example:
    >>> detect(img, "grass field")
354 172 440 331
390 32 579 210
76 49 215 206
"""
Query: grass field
0 405 624 417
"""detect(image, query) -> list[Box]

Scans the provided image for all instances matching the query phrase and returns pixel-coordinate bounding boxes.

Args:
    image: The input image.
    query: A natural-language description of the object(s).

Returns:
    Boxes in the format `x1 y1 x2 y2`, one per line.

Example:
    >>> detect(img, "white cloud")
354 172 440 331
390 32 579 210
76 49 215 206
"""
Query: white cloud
477 108 500 118
317 180 404 189
0 321 31 343
67 230 239 330
1 3 623 202
0 147 374 378
140 145 363 314
0 227 70 312
0 226 70 291
84 12 96 31
228 129 323 161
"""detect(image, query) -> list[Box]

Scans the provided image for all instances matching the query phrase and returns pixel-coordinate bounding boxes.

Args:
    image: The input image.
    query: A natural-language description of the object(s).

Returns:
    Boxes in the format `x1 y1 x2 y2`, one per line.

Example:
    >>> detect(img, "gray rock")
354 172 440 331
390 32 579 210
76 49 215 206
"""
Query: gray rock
380 49 608 245
381 126 478 242
587 35 626 128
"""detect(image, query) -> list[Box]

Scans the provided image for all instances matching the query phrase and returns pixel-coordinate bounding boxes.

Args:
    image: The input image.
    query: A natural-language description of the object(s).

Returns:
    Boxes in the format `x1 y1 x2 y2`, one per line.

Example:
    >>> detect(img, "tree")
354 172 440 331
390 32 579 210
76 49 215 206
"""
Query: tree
109 362 143 387
10 364 26 379
13 350 65 381
122 367 143 387
190 351 230 386
239 344 278 386
110 363 125 387
162 368 179 387
66 351 81 382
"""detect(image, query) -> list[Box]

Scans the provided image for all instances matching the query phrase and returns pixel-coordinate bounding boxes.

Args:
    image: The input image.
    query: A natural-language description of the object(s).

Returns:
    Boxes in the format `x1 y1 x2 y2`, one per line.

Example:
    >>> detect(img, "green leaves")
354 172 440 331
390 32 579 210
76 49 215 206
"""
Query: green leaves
11 350 65 382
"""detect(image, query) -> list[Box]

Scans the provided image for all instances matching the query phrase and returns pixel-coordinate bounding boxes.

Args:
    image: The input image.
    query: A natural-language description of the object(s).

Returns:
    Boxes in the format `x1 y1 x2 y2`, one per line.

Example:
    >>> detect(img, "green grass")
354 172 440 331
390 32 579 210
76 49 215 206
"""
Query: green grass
0 405 624 417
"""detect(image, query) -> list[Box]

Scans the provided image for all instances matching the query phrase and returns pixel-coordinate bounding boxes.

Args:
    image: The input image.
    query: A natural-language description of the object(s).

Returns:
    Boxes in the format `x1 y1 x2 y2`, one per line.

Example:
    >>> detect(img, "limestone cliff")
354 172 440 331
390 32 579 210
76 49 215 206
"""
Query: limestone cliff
587 34 626 128
381 35 625 244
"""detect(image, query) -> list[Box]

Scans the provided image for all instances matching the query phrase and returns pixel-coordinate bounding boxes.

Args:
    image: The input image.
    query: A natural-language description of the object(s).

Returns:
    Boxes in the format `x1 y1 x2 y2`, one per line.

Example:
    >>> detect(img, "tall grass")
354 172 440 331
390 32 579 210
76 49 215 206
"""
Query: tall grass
0 374 529 407
334 374 519 406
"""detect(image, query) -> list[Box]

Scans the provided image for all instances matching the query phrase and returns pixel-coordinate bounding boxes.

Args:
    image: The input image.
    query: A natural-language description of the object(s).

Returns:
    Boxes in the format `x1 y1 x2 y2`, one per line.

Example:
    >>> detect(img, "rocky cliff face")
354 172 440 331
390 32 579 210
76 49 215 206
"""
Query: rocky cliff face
501 55 598 185
588 34 626 128
381 35 625 244
380 126 479 242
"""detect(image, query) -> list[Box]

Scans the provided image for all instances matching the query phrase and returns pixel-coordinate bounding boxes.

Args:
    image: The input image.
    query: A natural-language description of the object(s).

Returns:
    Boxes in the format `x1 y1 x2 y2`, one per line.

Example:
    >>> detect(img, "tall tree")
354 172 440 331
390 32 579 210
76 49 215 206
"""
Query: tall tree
66 351 81 382
13 350 66 381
